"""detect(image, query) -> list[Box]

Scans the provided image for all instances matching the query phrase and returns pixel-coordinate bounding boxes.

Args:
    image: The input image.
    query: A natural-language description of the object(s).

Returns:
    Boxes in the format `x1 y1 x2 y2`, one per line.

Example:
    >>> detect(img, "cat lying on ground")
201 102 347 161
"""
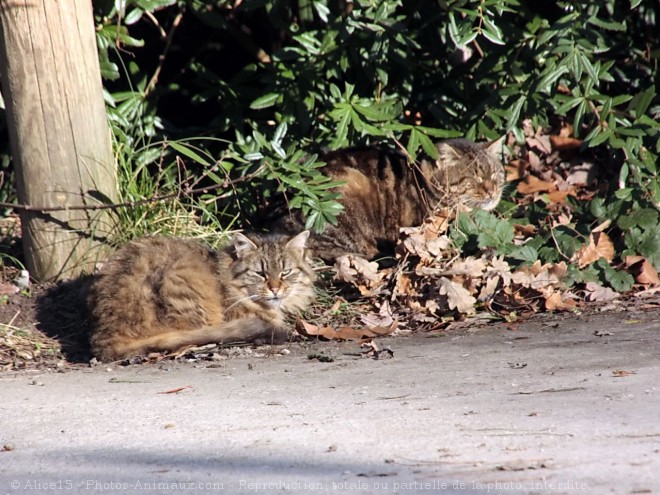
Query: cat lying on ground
87 231 315 362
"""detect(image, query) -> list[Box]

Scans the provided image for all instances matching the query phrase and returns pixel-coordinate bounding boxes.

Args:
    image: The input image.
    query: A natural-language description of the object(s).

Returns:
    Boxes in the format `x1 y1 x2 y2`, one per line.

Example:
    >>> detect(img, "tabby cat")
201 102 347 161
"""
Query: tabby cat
88 231 315 362
269 138 506 261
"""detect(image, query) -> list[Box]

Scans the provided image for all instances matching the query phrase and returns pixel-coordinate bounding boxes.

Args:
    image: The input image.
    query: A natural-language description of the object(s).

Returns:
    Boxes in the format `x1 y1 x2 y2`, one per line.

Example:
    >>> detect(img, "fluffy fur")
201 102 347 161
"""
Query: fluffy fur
88 231 315 362
269 138 506 261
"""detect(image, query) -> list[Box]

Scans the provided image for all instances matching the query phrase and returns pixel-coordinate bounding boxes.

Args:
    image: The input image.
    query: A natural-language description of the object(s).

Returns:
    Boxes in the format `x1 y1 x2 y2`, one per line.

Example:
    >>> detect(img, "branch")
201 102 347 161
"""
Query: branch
145 5 185 96
0 165 266 213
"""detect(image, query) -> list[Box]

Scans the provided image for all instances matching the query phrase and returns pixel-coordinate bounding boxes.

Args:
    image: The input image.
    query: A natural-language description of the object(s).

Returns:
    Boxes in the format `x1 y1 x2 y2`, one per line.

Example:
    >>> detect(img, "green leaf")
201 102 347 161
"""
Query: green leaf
406 129 420 159
415 127 462 139
482 25 505 45
352 102 399 121
554 96 582 115
506 95 525 131
614 187 632 200
606 269 634 293
508 245 539 264
536 65 569 93
587 16 626 31
250 93 281 110
621 208 660 229
590 197 607 219
271 142 286 159
124 8 144 25
330 105 351 149
135 0 177 9
168 142 211 166
585 127 613 147
630 86 655 118
417 132 438 159
573 99 588 133
272 122 288 145
580 53 599 84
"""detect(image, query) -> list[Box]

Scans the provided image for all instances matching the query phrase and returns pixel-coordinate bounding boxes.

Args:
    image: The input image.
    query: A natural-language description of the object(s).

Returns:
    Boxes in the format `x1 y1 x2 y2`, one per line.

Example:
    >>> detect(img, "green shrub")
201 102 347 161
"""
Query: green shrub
8 0 657 288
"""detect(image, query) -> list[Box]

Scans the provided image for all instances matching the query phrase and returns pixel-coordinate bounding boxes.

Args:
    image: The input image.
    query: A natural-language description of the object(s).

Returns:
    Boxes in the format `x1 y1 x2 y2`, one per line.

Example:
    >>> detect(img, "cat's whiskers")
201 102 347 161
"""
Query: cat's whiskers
225 293 261 312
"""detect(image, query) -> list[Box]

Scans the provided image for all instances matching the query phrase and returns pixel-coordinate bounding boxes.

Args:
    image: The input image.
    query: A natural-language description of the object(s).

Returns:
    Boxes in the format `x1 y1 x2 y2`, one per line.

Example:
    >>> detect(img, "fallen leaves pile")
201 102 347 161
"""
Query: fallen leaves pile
323 216 579 337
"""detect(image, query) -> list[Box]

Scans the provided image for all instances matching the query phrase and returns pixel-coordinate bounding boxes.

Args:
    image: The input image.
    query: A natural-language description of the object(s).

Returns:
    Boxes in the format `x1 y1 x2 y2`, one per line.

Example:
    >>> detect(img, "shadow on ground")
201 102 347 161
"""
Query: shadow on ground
35 275 95 363
7 447 488 495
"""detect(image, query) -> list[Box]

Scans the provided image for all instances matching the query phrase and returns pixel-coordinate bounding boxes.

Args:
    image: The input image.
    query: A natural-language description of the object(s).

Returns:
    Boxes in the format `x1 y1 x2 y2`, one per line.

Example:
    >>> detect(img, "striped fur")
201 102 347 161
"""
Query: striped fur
270 139 505 261
88 232 314 362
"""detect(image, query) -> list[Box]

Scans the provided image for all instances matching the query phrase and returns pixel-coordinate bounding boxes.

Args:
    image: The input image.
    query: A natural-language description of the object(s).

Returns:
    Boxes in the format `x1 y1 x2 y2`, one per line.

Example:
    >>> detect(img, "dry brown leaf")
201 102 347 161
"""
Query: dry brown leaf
517 175 557 195
612 369 636 377
558 124 574 137
546 189 575 205
525 134 552 155
583 282 620 302
484 256 513 289
505 160 525 181
514 224 537 236
557 85 571 95
360 340 394 359
566 161 599 186
401 230 451 261
361 300 396 327
547 261 568 280
574 232 614 268
592 220 612 233
422 213 451 238
544 290 577 311
552 212 573 227
438 278 476 314
478 275 501 302
550 134 583 151
296 319 340 339
511 261 566 290
329 298 345 313
393 273 416 298
334 254 382 295
296 319 397 341
335 255 380 282
625 256 660 285
449 257 488 278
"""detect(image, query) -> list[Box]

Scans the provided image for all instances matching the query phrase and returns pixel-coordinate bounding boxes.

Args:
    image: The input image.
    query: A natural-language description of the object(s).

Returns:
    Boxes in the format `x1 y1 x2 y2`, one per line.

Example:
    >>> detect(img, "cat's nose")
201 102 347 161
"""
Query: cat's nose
267 279 284 297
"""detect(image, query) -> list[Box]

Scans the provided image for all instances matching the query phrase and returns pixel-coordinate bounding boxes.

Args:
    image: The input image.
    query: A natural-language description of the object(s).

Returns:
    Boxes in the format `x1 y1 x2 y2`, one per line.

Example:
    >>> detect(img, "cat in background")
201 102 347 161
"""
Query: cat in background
87 231 315 362
269 138 506 261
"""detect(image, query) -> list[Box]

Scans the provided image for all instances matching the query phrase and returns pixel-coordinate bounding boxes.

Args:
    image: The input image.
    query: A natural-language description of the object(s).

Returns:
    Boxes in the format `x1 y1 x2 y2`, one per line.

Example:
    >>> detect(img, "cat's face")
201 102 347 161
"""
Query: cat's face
229 231 315 313
431 138 506 211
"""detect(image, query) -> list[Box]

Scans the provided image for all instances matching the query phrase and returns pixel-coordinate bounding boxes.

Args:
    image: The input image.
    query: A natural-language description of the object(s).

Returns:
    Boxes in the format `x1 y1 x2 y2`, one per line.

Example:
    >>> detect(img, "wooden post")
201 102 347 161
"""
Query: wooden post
0 0 117 281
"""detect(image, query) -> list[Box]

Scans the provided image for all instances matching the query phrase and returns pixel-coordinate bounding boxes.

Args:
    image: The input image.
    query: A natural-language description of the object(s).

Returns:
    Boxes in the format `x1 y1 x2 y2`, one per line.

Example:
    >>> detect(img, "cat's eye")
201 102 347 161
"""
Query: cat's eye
251 270 267 280
281 268 293 277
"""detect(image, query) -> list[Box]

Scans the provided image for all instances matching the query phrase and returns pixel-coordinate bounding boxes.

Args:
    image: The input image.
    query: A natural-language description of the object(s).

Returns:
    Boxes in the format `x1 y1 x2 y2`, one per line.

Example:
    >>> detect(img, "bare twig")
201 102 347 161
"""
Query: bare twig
145 6 185 96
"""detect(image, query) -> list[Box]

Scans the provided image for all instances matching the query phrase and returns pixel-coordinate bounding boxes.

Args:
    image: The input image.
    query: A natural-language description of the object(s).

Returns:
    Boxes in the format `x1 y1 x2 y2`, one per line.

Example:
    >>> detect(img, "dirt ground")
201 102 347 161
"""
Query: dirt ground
1 306 659 495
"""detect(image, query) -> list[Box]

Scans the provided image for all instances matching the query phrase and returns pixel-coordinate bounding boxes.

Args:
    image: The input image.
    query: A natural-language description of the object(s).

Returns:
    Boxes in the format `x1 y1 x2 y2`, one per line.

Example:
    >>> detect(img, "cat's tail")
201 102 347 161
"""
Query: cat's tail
93 318 288 362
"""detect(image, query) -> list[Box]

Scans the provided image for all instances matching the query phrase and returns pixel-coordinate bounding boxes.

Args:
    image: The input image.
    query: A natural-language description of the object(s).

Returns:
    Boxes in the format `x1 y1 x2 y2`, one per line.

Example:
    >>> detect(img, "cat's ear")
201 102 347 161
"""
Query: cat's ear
435 141 458 161
231 233 258 258
285 230 310 252
484 136 505 158
435 141 460 169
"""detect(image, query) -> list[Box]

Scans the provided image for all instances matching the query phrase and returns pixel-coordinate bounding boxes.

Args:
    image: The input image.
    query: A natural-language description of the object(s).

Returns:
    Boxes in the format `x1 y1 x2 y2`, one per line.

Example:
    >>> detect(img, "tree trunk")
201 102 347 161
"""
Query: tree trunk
0 0 117 282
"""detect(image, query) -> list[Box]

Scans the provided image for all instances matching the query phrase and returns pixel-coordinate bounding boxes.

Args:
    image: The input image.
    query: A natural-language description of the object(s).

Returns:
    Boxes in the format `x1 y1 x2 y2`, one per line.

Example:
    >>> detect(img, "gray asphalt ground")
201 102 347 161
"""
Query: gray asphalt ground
1 308 659 495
